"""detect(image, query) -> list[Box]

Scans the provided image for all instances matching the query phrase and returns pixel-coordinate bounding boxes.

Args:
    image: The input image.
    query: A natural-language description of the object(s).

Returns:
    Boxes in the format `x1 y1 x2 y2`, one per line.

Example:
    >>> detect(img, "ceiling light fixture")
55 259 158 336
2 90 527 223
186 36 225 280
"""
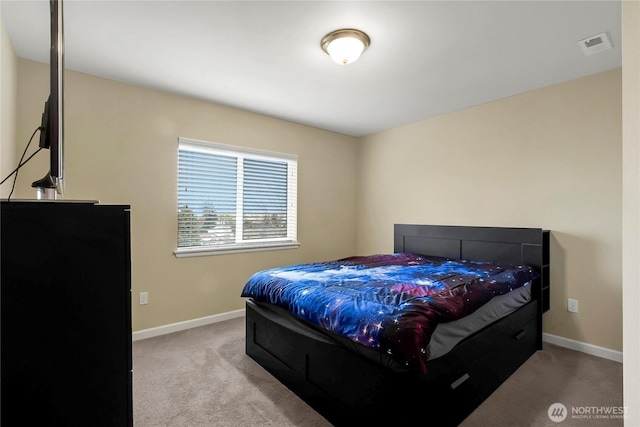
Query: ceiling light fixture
321 28 370 65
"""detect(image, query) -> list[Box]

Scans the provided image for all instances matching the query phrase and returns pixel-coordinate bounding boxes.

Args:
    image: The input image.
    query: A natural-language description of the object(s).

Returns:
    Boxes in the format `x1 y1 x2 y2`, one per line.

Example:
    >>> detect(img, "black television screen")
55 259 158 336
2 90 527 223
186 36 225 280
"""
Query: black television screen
32 0 64 198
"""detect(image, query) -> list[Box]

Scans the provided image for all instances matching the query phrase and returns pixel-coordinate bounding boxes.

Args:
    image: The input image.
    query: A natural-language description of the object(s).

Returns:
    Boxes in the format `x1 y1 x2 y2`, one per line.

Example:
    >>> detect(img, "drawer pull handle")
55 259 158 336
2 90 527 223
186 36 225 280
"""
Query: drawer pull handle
450 373 470 390
513 329 526 340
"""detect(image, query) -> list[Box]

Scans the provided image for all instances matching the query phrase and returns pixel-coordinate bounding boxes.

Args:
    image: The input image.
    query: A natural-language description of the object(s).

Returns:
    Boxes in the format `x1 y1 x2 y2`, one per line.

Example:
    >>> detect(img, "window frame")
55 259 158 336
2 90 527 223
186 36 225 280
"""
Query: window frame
174 137 299 258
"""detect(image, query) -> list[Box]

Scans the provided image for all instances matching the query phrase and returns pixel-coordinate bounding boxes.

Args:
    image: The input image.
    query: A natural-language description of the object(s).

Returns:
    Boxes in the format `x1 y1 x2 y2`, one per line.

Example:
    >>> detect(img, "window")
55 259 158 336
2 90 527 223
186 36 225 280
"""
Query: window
175 137 298 257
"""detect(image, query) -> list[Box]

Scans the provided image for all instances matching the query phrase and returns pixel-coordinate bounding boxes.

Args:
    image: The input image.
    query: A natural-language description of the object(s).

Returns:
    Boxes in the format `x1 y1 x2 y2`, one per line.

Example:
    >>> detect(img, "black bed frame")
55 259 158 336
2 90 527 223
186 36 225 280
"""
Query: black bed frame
245 224 550 426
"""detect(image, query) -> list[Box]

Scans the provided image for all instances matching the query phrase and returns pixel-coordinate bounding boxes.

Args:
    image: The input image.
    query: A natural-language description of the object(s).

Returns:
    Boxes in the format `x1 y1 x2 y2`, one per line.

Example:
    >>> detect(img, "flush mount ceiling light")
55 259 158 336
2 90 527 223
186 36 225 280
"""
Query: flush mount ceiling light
321 28 370 65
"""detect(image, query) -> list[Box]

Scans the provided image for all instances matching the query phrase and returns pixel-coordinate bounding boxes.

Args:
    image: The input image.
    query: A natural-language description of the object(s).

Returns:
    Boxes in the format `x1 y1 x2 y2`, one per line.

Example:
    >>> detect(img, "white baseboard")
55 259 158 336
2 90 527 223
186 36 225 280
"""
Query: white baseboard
133 312 623 365
132 308 246 341
543 333 623 363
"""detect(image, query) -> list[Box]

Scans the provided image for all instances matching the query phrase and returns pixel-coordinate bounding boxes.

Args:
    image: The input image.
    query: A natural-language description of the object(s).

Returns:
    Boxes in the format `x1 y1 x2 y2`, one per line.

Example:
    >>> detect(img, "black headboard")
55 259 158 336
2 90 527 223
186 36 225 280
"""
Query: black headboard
394 224 550 313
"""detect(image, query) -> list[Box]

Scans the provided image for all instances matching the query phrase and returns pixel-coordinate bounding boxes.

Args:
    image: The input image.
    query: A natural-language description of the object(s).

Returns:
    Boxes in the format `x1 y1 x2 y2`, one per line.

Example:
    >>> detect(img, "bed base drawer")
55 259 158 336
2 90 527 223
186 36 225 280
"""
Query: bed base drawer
245 299 539 426
434 317 538 411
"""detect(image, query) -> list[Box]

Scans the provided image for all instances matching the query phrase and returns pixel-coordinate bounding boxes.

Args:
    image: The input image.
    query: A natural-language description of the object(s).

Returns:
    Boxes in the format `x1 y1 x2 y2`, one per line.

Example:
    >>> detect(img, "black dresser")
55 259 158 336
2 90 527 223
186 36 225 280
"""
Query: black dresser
1 200 132 426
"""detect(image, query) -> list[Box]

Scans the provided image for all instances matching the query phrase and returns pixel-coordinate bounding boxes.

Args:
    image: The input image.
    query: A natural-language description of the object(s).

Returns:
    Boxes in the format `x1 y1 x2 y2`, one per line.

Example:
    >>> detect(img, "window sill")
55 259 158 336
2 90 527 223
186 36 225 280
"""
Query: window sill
174 241 301 258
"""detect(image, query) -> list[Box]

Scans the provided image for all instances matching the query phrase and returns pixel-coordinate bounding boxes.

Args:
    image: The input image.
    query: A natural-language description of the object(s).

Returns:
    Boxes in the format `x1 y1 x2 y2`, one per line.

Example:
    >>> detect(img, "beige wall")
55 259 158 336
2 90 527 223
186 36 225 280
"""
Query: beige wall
0 19 17 197
14 59 358 331
6 42 625 354
358 69 622 352
622 1 640 423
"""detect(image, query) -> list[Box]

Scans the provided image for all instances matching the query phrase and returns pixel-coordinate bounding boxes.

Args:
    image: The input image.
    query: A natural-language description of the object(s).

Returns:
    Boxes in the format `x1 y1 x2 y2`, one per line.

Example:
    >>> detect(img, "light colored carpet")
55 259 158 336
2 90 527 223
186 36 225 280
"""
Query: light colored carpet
133 317 623 426
461 342 623 427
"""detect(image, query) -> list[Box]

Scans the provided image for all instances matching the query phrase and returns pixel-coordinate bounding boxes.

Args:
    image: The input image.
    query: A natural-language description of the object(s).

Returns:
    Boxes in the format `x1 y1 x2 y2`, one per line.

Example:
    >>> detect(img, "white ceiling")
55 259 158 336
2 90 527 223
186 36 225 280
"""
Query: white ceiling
1 0 622 137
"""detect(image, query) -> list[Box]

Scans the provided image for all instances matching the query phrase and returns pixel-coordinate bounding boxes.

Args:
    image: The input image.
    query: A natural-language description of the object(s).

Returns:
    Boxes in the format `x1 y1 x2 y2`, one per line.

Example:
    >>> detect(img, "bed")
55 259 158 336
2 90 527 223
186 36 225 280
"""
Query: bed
242 224 550 426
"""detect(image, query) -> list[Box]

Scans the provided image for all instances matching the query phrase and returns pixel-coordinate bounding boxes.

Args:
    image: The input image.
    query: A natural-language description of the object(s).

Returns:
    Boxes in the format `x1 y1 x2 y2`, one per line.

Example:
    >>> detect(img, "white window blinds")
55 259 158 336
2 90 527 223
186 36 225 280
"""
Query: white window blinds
175 138 298 257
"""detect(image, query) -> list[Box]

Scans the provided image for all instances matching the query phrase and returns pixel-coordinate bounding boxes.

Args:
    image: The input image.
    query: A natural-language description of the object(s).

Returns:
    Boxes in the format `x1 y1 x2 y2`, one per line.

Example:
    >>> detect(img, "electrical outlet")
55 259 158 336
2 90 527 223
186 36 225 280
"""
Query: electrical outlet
139 292 149 305
568 298 578 313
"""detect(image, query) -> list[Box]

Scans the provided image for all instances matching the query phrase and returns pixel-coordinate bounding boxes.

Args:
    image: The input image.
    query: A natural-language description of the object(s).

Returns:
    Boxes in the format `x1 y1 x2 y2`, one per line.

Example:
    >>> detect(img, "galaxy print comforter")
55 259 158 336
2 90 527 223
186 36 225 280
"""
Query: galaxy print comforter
241 253 539 373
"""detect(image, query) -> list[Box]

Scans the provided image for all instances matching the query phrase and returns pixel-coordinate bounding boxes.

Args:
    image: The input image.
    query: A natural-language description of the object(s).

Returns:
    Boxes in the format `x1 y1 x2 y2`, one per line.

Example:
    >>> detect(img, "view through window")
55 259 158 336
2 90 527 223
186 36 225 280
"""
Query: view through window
175 138 298 256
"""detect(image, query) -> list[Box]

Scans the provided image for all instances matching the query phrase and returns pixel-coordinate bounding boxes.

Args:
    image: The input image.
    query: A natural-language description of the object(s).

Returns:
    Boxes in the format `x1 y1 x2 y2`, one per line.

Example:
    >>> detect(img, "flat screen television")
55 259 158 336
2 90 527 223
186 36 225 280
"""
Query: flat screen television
32 0 64 199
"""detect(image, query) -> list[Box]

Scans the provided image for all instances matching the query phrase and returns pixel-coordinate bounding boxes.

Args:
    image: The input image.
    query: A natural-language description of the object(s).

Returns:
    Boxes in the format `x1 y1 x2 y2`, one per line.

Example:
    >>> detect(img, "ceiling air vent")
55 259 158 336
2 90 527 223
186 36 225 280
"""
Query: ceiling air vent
578 32 612 56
